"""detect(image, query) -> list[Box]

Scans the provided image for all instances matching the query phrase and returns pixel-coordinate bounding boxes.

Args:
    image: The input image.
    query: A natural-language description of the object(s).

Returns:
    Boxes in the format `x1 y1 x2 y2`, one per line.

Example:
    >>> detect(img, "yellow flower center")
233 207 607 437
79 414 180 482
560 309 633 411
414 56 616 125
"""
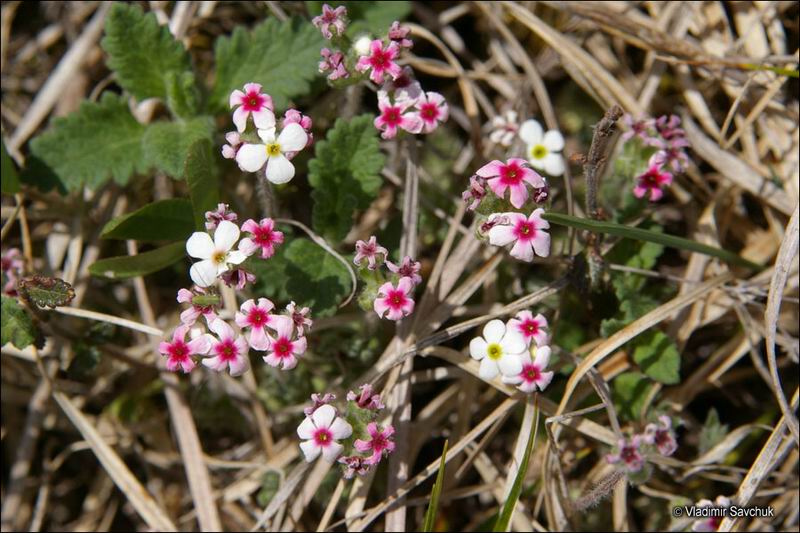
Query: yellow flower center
531 144 548 160
266 143 281 157
212 251 227 264
487 343 503 360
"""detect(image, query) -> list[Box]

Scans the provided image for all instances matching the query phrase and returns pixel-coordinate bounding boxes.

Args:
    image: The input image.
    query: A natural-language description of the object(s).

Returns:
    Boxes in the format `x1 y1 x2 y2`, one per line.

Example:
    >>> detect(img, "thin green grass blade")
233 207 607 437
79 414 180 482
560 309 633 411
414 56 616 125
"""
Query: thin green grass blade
542 212 762 271
492 399 540 532
422 439 449 532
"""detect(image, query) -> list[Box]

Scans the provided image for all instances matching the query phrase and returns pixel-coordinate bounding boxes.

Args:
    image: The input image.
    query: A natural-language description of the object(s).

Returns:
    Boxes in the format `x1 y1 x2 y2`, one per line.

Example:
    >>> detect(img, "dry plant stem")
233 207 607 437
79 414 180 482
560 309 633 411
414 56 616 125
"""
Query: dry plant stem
256 175 278 219
584 105 623 220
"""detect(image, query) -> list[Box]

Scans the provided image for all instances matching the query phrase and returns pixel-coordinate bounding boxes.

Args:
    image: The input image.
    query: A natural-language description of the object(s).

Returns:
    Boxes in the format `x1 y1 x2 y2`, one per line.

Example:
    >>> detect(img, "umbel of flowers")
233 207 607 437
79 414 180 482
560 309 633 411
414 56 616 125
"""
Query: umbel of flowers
297 385 396 477
605 414 679 482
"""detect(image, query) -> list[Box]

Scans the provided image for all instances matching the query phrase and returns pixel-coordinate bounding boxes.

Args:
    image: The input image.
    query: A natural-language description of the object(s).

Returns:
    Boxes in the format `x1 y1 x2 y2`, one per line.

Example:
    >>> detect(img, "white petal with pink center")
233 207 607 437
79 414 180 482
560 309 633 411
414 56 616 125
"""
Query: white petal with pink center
507 310 549 347
186 220 249 287
487 210 550 262
235 124 308 183
468 319 526 380
202 318 250 376
502 345 554 393
264 315 306 370
235 298 274 351
297 404 353 462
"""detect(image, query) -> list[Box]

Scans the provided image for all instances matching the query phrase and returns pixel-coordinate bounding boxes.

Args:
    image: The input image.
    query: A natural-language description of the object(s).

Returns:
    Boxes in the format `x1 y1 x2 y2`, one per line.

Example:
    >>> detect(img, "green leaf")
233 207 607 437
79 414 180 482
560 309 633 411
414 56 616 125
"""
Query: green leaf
19 154 67 195
543 212 763 271
256 471 281 508
1 295 37 349
698 408 729 455
102 3 194 103
165 70 200 119
306 1 411 36
1 138 20 194
211 17 325 111
308 115 385 242
283 239 351 317
143 116 214 179
101 198 195 241
89 241 185 279
17 276 75 308
612 371 653 422
493 404 538 532
423 439 449 532
184 139 219 229
632 330 681 385
29 93 148 191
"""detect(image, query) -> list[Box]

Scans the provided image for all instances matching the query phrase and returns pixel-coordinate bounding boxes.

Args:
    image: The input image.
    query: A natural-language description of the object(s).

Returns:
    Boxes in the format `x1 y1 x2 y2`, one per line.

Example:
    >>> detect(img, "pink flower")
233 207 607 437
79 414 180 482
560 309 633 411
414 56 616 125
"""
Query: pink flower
264 316 307 370
462 175 487 211
633 162 673 201
221 132 242 160
489 110 519 147
415 92 448 133
304 392 336 417
651 114 685 146
487 209 551 262
229 82 275 133
282 109 313 151
532 178 549 204
374 91 423 139
476 158 545 209
691 496 731 532
643 415 678 456
339 455 372 479
239 218 284 259
353 235 388 270
388 21 412 48
312 4 347 39
286 301 313 334
297 404 353 462
354 423 396 465
651 139 690 173
203 318 250 376
1 248 24 296
502 345 554 393
176 287 218 326
606 435 645 473
382 66 422 103
159 325 211 373
621 114 655 143
235 298 275 351
347 383 384 410
319 48 349 81
507 310 549 347
220 267 256 290
356 40 402 84
374 277 415 321
204 203 238 231
386 256 422 286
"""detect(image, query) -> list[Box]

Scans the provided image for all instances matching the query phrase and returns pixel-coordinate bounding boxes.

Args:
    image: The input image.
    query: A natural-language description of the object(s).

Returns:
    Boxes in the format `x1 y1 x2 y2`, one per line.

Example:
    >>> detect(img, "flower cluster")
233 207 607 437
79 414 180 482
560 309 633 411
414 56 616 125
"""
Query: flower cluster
691 495 731 532
224 83 312 184
297 384 396 478
606 415 678 473
621 113 690 201
1 248 24 296
469 311 553 393
353 236 422 321
486 113 566 177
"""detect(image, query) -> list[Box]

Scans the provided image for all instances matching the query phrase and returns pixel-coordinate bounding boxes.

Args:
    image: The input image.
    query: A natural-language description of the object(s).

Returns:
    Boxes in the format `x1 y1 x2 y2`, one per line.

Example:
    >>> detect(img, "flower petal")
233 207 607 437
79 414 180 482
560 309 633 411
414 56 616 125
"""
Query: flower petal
533 345 551 369
248 326 270 351
497 353 523 377
519 119 543 144
190 260 218 287
321 442 344 463
500 331 527 355
297 417 316 440
277 123 308 152
531 231 551 258
300 440 321 462
214 220 240 252
483 319 506 344
265 154 295 184
330 418 353 440
469 337 488 360
312 404 336 428
535 371 554 391
186 232 215 259
543 130 564 152
252 108 276 130
232 106 249 133
228 354 249 376
236 143 268 173
510 239 535 262
478 358 499 380
542 153 565 176
475 160 504 178
229 89 245 109
208 317 234 341
488 223 517 247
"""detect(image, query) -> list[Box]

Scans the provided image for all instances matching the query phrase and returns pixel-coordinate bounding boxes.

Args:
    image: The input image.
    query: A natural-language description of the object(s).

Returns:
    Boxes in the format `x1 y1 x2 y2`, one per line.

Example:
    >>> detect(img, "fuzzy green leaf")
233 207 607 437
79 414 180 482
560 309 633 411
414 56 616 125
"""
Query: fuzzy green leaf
1 138 20 194
143 117 214 179
102 3 194 104
423 440 449 532
612 371 653 422
308 115 385 242
29 93 148 191
184 139 219 229
283 239 351 317
1 296 37 349
89 241 185 280
632 330 681 385
211 17 324 111
101 199 195 241
699 408 729 455
17 276 75 308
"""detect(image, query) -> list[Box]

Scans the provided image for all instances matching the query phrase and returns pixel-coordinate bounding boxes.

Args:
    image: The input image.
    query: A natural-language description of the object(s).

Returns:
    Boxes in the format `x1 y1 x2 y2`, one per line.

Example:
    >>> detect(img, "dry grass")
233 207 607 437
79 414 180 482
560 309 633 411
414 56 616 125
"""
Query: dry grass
1 1 798 532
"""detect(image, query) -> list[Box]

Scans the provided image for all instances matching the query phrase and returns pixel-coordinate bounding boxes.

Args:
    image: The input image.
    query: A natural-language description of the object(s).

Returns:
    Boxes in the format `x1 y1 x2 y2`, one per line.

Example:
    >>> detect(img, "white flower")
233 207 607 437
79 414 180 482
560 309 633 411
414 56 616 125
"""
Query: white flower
469 319 527 380
519 119 565 176
185 220 249 287
235 124 309 184
489 110 519 147
353 35 373 56
297 404 353 462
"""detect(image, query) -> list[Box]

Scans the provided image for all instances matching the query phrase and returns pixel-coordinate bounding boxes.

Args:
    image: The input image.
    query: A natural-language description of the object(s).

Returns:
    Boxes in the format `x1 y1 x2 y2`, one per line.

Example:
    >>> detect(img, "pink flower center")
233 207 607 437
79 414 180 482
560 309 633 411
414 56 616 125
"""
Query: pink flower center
382 107 402 126
514 220 536 241
371 433 388 452
655 430 671 448
169 341 189 360
253 226 276 245
522 363 541 383
620 445 638 463
243 92 264 111
640 170 661 188
272 338 292 358
248 308 269 327
314 428 333 446
521 320 539 336
215 340 238 361
420 102 439 121
499 163 523 185
386 289 407 309
370 48 391 70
